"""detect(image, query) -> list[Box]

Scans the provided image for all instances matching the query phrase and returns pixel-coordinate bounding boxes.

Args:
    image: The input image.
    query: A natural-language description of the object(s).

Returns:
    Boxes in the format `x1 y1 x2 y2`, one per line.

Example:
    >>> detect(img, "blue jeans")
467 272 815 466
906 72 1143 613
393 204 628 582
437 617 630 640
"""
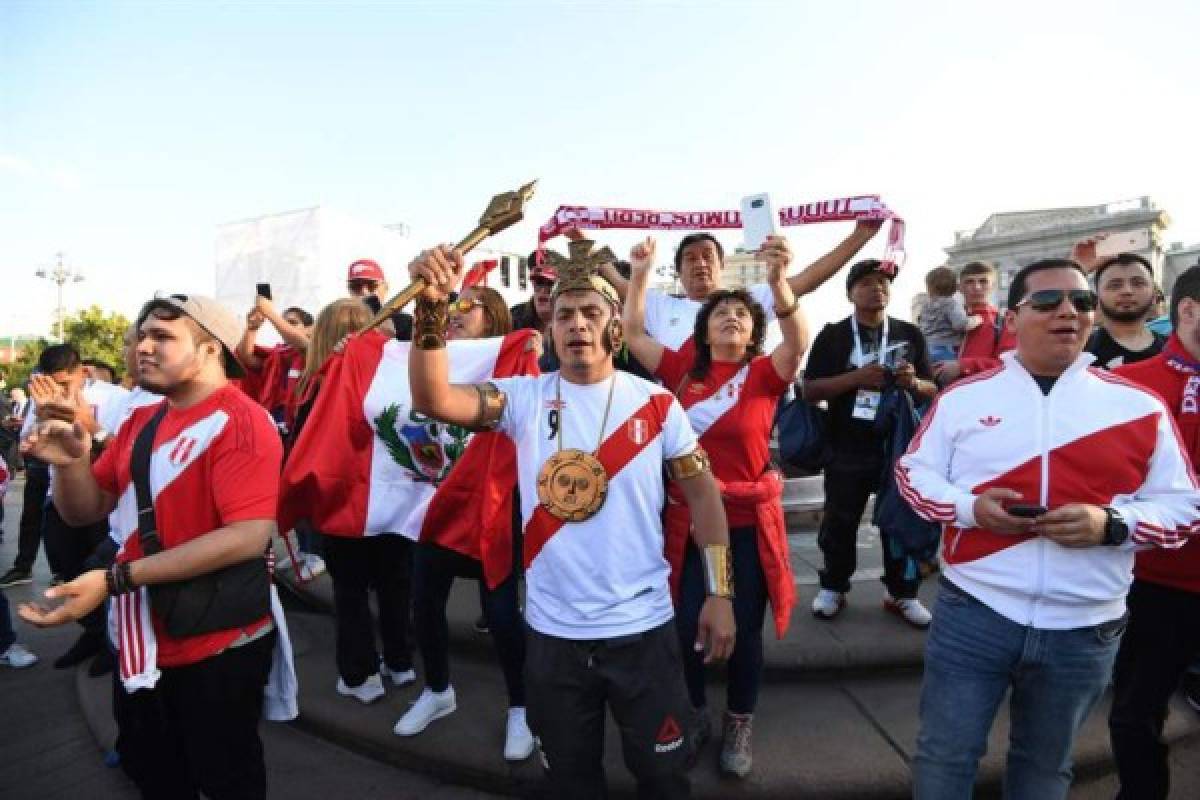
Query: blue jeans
913 579 1125 800
928 344 959 363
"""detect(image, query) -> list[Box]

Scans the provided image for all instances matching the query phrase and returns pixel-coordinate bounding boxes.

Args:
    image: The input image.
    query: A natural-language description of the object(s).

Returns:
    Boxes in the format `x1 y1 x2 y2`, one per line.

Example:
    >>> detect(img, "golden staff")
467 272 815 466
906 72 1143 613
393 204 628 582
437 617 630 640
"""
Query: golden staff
367 180 538 328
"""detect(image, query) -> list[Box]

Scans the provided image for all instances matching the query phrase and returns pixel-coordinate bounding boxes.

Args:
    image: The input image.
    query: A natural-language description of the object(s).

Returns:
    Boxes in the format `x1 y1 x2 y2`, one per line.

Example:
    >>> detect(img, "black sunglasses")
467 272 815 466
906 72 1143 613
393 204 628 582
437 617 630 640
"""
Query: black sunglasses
1016 288 1098 313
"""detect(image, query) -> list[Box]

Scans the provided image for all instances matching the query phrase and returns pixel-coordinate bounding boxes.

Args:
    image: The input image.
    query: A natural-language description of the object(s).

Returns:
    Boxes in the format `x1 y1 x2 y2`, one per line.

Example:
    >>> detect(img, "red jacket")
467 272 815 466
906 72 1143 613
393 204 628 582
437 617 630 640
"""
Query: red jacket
1115 334 1200 594
957 305 1016 377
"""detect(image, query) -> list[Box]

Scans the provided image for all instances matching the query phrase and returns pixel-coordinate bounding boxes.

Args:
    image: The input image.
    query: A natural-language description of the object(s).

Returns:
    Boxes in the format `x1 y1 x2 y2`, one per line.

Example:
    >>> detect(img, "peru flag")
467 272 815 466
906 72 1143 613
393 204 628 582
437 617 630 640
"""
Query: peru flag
279 329 538 587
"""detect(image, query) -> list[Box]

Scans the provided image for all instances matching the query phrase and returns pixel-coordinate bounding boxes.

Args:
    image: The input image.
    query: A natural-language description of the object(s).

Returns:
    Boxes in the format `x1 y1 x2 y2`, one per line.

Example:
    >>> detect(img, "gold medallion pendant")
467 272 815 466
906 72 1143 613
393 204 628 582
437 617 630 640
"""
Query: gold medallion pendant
537 448 609 522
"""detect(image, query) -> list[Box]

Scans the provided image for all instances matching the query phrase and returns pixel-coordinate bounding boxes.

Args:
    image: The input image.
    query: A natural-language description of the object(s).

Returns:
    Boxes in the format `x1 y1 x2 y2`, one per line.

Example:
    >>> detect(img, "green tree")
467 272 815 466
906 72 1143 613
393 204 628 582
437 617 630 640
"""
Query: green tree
7 306 131 387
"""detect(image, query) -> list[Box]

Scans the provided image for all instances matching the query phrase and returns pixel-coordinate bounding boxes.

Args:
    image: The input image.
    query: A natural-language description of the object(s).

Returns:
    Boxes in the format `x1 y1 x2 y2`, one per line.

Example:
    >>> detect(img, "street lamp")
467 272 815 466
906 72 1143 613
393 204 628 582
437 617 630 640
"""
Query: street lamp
35 252 85 341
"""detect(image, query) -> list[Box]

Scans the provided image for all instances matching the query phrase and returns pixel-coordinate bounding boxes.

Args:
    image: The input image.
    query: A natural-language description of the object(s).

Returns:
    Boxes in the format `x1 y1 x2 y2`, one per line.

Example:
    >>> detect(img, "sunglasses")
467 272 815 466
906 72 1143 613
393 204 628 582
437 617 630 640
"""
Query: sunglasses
1016 288 1098 313
450 296 486 315
347 280 379 293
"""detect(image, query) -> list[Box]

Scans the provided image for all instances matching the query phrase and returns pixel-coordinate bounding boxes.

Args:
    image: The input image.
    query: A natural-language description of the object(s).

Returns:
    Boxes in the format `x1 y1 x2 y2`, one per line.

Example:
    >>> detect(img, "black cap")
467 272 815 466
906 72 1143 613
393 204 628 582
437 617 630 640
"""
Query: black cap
845 259 896 291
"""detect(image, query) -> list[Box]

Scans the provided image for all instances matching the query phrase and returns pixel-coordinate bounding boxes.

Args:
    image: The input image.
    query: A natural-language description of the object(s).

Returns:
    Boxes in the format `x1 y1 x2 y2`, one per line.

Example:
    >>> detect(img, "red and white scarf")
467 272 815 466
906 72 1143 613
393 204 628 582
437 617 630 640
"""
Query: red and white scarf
110 586 298 721
538 194 906 270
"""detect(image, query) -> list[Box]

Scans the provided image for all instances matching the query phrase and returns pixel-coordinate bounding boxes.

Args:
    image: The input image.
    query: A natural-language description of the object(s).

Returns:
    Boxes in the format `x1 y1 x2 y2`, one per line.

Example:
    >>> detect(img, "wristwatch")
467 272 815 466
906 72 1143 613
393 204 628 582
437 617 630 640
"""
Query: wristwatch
1102 507 1130 547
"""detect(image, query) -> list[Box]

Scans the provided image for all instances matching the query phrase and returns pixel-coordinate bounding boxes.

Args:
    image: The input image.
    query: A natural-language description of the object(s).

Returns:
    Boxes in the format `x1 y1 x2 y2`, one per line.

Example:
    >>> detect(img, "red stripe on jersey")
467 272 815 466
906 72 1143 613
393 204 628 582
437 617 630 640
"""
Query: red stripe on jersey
524 393 674 567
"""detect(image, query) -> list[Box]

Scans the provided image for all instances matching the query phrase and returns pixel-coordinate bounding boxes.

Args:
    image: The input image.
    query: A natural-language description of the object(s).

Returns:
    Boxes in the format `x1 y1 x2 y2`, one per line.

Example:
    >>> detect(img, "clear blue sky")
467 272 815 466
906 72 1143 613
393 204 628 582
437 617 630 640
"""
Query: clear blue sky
2 0 1198 335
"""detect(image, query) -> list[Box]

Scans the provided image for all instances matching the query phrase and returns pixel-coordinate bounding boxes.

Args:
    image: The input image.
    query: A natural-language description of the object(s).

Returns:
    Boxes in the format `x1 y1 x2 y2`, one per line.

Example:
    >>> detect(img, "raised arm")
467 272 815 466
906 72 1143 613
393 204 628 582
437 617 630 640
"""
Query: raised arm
787 219 883 297
237 310 267 371
622 237 665 373
407 246 501 428
762 235 809 381
257 296 311 351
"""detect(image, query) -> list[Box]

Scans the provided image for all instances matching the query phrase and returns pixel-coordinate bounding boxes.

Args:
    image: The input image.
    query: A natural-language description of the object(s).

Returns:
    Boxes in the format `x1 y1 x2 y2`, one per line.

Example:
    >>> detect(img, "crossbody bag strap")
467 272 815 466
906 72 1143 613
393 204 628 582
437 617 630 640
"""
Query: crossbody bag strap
131 404 170 556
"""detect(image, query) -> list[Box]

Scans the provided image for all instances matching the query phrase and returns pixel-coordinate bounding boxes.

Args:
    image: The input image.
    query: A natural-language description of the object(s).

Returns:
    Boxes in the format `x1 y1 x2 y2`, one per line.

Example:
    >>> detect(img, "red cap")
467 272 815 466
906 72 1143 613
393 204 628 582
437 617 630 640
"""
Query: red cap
347 259 385 283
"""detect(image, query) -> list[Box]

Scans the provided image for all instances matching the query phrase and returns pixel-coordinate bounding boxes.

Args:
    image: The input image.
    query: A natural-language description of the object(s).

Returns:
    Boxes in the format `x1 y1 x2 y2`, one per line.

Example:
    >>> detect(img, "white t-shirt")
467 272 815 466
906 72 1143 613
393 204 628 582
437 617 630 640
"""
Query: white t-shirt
644 283 779 351
492 370 699 640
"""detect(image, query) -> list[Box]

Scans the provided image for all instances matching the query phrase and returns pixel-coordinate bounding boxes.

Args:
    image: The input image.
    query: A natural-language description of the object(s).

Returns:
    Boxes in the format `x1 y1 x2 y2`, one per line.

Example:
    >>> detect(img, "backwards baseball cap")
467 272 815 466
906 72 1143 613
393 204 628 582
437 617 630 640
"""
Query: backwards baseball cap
527 249 561 283
137 293 246 378
845 259 897 291
347 259 386 283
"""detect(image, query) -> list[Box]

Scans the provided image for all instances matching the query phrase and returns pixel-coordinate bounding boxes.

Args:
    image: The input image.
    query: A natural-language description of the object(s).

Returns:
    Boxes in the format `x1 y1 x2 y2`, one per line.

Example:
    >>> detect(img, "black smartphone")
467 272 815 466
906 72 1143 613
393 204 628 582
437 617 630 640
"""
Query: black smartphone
363 295 382 314
256 283 272 300
1007 504 1047 518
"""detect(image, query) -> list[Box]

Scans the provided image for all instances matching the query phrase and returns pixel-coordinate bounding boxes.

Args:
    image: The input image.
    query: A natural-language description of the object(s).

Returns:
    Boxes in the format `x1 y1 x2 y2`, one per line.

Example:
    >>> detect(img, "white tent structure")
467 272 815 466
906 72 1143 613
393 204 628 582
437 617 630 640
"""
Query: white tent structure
214 207 532 340
214 206 420 338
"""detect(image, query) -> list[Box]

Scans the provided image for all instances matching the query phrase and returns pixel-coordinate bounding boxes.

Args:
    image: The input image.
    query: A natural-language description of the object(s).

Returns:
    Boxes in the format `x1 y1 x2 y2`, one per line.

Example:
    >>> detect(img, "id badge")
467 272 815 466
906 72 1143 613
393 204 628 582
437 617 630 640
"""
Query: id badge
852 389 881 421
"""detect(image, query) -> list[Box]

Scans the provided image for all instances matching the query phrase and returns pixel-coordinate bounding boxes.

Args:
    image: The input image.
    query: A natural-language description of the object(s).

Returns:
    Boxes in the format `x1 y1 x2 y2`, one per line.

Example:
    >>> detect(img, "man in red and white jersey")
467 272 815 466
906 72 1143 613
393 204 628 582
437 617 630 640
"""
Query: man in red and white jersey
896 258 1200 799
1107 264 1200 799
19 293 283 800
407 240 735 799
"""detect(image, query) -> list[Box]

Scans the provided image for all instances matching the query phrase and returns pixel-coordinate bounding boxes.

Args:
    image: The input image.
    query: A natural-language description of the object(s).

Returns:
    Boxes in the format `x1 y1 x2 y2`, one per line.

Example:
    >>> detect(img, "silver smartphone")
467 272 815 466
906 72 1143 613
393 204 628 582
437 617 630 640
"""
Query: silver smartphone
741 193 778 251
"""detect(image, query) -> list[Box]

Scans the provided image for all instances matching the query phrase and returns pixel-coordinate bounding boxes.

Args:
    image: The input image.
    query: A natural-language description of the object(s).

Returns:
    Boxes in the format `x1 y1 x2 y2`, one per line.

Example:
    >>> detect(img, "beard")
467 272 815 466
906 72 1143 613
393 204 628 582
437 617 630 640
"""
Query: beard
1100 297 1153 323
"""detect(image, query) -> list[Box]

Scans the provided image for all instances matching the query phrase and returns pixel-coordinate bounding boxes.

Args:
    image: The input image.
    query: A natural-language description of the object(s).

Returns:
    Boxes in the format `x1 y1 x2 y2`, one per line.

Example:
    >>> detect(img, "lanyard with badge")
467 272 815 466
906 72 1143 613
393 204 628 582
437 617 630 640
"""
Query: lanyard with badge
850 316 887 422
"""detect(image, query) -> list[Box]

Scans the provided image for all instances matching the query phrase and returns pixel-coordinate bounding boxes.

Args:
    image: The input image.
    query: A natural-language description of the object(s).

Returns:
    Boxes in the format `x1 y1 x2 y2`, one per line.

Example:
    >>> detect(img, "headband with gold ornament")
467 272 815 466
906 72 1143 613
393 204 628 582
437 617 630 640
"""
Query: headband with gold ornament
549 239 621 308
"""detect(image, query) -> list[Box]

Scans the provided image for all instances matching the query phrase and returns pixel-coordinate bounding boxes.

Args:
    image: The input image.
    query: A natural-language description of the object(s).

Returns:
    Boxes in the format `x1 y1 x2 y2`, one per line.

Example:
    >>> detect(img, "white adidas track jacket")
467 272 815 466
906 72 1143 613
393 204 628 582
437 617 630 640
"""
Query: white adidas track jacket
896 351 1200 629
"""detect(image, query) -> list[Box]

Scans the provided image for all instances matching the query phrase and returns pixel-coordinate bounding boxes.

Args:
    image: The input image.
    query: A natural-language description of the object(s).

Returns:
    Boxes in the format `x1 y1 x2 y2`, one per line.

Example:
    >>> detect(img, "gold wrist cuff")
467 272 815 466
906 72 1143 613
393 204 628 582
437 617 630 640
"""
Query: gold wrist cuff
471 382 507 431
702 544 734 599
413 297 449 350
667 447 710 481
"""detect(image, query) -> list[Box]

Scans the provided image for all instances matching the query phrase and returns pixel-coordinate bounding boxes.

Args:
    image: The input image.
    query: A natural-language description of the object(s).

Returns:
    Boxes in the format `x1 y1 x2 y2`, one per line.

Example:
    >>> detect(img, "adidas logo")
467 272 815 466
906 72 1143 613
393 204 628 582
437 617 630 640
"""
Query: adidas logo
979 415 1002 427
654 715 683 753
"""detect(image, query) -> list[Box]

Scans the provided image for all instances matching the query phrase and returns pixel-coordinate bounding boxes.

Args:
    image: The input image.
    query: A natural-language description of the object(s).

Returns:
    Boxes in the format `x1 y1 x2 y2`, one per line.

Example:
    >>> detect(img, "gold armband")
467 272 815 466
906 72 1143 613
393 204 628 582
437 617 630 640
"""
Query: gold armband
413 297 449 350
702 544 735 599
470 382 507 431
667 447 710 481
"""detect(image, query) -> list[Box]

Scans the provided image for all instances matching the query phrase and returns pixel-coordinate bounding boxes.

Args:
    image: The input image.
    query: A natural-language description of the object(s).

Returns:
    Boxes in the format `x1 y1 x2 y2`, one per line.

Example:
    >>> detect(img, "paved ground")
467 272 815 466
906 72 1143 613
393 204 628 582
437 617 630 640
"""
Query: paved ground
4 475 1200 798
0 479 499 800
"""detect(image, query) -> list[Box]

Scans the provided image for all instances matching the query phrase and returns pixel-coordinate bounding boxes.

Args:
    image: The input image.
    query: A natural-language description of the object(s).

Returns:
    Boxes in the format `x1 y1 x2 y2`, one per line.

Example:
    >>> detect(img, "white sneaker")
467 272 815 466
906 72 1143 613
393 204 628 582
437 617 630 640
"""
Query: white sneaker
811 589 846 619
504 706 535 761
0 643 37 668
394 687 457 736
336 673 385 704
381 663 416 687
301 553 326 579
883 592 932 629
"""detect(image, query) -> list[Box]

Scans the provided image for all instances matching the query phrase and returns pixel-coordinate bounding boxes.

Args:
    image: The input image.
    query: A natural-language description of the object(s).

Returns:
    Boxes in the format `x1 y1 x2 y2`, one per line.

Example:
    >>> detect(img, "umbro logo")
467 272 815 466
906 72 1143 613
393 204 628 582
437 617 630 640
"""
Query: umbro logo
980 416 1002 427
654 715 684 753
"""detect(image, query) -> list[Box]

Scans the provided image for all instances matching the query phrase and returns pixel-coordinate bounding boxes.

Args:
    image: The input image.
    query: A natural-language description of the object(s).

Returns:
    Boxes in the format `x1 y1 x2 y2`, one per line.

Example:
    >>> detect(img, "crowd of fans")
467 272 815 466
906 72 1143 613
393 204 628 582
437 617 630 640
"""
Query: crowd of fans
1 221 1198 800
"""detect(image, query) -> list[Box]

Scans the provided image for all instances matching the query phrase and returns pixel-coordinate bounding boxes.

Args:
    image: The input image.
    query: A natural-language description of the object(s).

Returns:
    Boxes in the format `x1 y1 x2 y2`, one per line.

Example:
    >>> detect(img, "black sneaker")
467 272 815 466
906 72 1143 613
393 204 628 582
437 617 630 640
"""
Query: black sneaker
1182 671 1200 714
0 568 32 589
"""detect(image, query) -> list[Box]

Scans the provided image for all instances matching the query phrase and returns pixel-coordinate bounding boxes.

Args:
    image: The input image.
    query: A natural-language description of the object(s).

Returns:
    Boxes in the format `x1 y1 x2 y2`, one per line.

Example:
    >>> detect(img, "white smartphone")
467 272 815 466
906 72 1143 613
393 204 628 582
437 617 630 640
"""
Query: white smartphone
1095 229 1150 258
741 193 778 251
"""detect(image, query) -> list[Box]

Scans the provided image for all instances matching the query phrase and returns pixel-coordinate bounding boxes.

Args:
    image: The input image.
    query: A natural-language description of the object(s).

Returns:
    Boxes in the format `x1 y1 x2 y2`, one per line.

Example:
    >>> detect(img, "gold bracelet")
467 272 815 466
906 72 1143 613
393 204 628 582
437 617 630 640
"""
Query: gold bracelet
775 299 800 319
471 382 507 431
413 297 449 350
667 447 710 481
702 544 735 599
